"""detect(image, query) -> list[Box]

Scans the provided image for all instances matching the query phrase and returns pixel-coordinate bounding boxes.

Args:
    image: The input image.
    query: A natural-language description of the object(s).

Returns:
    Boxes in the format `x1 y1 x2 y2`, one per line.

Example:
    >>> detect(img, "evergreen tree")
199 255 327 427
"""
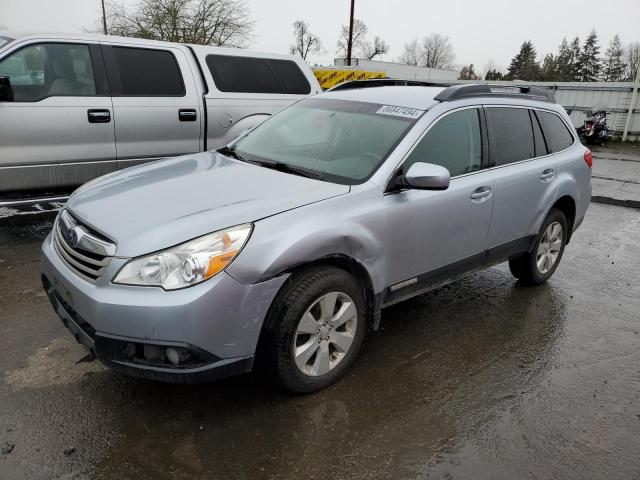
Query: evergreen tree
541 53 558 81
601 34 626 82
579 29 601 81
555 38 573 81
568 37 582 81
485 69 504 81
506 41 541 80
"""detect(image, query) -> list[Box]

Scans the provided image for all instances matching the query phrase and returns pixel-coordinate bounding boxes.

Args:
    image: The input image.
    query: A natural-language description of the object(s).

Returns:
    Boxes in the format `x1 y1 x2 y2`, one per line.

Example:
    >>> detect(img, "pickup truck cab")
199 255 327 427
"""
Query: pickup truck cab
0 32 321 194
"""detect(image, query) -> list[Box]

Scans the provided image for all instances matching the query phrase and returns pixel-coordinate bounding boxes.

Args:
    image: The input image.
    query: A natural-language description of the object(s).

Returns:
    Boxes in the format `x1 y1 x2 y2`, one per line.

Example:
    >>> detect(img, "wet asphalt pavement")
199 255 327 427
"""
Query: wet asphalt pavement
0 202 639 480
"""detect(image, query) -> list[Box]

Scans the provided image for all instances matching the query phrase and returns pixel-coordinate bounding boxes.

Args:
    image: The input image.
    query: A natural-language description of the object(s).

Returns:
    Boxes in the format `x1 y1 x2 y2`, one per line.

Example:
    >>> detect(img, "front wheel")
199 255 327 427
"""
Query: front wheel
260 266 367 393
509 208 567 285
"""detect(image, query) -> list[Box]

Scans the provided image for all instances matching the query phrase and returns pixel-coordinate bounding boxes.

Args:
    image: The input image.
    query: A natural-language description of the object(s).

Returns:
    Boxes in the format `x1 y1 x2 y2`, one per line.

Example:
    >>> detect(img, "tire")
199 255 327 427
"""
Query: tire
260 266 367 393
509 208 568 286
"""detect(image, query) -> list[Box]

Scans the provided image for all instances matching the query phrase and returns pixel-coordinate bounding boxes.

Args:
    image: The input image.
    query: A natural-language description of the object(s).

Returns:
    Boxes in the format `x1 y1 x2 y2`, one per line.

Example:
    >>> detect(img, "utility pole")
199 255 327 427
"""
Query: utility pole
101 0 108 35
346 0 355 66
622 56 640 142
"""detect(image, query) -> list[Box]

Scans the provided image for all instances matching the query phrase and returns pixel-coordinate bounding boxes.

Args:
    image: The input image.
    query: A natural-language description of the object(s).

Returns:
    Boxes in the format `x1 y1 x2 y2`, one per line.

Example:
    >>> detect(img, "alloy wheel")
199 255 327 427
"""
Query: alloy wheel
293 292 358 376
536 221 563 274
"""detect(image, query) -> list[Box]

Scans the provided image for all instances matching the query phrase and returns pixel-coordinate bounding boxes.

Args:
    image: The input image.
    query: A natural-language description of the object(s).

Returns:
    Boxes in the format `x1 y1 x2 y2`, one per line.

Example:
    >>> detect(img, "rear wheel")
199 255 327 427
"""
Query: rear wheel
509 208 567 285
261 266 366 393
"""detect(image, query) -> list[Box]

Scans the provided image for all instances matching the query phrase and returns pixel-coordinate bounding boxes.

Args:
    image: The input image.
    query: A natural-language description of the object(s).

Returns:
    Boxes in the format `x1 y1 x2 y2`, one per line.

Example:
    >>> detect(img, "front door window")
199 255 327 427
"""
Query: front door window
0 43 96 102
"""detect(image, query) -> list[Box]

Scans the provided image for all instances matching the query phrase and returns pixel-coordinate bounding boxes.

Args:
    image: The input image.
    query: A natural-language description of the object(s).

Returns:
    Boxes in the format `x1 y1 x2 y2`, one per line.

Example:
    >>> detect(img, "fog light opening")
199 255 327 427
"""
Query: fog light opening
166 347 191 366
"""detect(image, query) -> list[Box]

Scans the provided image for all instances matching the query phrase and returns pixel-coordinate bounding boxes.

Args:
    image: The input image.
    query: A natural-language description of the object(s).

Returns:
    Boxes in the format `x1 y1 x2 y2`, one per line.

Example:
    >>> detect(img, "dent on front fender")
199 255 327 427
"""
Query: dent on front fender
225 210 386 294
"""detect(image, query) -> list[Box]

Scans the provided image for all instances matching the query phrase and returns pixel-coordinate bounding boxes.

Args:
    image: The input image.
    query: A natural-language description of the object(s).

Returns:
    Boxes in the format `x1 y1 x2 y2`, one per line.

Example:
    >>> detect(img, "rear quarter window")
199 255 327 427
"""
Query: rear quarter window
485 107 535 166
206 54 310 94
536 111 574 153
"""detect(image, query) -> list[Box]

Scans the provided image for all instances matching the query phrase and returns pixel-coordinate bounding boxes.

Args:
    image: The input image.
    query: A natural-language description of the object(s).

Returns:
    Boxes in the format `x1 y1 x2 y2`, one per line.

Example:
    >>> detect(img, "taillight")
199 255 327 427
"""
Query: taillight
584 149 593 168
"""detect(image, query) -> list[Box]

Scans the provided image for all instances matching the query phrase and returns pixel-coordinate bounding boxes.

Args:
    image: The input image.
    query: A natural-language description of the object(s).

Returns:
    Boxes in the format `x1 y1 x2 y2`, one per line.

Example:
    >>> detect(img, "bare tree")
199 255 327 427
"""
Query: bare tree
458 64 479 80
625 42 640 81
289 20 322 60
421 33 455 69
336 19 367 57
361 36 389 61
399 38 422 66
105 0 254 47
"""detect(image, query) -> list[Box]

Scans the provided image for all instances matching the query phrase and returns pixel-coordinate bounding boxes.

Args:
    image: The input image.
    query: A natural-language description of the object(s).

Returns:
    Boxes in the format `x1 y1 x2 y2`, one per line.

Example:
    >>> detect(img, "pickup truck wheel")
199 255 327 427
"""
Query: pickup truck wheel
261 266 366 393
509 208 567 285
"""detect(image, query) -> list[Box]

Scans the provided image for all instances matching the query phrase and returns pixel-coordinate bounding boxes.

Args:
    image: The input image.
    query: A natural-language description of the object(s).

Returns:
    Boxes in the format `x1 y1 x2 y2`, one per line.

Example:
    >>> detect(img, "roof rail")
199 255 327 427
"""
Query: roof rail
434 84 555 103
329 78 449 91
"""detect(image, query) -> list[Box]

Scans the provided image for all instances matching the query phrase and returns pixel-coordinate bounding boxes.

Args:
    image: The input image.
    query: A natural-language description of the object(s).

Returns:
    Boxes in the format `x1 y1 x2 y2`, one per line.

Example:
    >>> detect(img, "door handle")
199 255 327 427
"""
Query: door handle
470 186 492 202
540 169 555 182
179 109 197 122
87 109 111 123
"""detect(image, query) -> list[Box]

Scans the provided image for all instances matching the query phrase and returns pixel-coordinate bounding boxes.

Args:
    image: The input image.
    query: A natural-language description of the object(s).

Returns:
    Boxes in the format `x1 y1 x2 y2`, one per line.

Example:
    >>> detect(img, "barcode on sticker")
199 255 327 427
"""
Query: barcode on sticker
376 105 423 119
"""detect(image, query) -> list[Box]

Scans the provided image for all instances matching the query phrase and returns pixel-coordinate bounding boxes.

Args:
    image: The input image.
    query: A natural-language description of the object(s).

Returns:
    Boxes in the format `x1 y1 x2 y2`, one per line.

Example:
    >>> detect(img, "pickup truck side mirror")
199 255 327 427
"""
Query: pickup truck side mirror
404 162 450 190
0 76 14 102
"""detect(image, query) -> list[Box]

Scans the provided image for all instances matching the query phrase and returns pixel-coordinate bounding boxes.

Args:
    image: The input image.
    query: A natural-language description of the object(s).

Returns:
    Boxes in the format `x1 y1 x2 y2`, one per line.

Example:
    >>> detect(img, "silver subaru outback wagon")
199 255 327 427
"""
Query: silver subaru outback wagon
41 81 592 392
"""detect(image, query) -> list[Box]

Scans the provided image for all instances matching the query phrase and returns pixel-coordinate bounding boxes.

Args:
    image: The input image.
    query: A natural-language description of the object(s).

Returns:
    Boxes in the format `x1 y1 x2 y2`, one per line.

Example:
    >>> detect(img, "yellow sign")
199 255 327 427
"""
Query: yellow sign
313 69 386 90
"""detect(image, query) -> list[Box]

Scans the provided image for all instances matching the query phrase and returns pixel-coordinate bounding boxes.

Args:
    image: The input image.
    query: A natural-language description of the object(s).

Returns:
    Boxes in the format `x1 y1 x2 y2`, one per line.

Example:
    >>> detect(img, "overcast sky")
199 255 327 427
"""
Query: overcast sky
2 0 639 73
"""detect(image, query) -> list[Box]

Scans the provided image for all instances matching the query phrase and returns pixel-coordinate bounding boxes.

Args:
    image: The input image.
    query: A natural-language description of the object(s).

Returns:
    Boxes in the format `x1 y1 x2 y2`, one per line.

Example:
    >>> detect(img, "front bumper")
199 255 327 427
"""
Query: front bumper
41 231 288 383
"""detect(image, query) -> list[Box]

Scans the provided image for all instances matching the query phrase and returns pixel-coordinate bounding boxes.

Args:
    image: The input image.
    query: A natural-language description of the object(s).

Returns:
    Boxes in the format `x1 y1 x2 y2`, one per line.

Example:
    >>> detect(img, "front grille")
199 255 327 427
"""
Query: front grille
53 210 115 283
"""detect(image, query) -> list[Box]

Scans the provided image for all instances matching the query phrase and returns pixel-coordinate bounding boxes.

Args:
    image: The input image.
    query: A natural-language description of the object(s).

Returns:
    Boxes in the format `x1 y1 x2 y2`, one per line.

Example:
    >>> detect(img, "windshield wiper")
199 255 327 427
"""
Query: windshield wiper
251 160 323 180
218 146 323 180
217 145 245 161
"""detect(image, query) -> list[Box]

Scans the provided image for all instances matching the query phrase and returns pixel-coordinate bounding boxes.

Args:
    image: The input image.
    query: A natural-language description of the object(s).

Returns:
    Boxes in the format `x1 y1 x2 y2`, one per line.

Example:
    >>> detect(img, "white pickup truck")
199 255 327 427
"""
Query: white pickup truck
0 32 321 194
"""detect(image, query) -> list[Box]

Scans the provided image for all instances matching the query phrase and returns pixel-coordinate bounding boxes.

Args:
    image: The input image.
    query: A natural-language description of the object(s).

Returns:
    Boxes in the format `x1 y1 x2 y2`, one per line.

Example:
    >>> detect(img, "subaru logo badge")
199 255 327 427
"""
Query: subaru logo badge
66 228 79 247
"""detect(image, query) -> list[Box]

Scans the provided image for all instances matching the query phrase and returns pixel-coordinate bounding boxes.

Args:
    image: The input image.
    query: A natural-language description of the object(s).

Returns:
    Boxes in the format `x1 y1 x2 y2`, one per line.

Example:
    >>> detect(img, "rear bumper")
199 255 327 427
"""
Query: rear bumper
41 231 288 383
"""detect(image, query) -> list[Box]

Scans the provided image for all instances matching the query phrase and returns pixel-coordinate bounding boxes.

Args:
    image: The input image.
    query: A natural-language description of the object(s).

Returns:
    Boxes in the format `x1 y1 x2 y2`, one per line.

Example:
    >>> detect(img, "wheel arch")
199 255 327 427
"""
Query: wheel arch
550 195 577 243
253 254 380 369
281 254 378 327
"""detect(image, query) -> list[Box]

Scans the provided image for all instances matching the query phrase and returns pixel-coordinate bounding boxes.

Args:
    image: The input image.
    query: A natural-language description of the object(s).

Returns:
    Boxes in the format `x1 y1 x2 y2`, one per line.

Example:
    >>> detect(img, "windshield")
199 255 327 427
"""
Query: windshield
230 98 422 184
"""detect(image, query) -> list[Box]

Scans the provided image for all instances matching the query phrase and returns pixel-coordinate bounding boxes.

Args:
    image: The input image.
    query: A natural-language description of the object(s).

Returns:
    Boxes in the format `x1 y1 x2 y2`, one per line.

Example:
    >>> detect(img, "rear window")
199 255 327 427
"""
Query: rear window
104 46 185 96
537 111 574 153
485 107 535 166
206 54 310 94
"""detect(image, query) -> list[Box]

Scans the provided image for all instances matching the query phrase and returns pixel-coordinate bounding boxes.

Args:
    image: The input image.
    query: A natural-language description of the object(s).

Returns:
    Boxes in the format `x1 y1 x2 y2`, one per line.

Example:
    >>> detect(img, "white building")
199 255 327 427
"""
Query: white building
334 58 458 82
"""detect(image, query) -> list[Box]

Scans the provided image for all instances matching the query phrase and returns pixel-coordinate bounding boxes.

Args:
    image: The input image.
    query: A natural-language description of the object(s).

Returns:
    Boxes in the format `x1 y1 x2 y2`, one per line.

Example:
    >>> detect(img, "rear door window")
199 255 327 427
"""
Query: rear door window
103 46 185 96
485 107 535 166
537 111 574 153
206 54 310 94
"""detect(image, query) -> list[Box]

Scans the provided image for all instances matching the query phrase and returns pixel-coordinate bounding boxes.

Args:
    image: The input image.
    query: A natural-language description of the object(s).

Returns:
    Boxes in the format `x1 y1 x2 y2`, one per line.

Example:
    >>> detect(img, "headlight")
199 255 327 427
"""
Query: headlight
113 224 252 290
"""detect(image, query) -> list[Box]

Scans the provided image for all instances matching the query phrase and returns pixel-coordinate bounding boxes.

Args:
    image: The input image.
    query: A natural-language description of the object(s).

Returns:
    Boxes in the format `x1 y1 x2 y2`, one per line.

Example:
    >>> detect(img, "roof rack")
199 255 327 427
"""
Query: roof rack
329 79 449 91
328 79 556 103
434 84 555 103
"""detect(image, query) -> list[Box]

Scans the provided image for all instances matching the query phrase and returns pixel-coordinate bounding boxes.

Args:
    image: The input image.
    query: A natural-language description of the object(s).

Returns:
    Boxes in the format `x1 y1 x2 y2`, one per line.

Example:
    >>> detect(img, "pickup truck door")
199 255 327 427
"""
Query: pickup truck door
0 41 116 192
100 43 202 166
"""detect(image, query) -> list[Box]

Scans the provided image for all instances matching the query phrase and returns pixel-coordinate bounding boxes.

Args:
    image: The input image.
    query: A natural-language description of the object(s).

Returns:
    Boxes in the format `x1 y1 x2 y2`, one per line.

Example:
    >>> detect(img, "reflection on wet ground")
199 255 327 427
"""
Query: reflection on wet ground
1 203 639 479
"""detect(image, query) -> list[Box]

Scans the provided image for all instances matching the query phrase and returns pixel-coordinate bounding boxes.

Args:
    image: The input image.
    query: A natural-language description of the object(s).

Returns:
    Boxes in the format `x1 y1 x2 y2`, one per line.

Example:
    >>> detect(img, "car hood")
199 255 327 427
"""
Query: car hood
65 152 349 257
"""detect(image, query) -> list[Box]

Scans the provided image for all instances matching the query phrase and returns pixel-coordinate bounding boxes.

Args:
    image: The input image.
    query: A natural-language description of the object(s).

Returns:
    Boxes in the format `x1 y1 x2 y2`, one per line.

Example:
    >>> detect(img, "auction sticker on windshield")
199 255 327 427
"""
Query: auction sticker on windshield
376 105 424 119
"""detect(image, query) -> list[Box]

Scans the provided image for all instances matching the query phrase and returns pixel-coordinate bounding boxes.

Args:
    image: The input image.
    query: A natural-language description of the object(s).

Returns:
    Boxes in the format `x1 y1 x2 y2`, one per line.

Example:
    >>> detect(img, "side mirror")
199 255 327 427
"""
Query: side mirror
404 162 450 190
0 75 14 102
